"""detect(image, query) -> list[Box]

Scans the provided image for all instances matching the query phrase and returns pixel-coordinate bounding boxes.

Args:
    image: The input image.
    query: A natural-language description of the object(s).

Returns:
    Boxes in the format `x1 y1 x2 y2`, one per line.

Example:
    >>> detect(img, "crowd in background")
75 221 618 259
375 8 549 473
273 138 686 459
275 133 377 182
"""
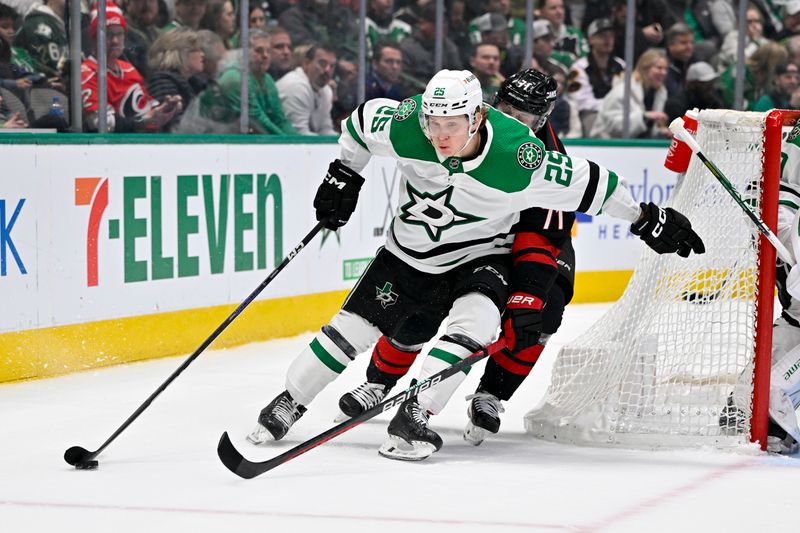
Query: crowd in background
1 0 800 137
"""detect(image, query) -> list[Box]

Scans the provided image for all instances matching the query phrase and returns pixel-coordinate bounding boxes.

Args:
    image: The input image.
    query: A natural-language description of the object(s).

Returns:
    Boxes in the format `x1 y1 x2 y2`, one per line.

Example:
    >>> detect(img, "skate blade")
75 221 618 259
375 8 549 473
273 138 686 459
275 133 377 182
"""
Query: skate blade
378 435 437 461
767 435 800 455
333 411 350 424
245 423 276 445
463 422 490 446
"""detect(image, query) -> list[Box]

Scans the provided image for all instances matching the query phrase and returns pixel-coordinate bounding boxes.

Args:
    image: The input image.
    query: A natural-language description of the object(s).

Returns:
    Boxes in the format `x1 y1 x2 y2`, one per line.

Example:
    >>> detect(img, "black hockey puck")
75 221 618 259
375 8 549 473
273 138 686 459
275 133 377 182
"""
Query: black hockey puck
75 460 99 470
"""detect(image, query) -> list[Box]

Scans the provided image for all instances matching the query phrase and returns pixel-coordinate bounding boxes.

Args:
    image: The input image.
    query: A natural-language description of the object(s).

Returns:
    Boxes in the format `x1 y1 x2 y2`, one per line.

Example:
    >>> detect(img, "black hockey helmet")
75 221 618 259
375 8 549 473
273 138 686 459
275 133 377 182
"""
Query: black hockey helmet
494 68 557 132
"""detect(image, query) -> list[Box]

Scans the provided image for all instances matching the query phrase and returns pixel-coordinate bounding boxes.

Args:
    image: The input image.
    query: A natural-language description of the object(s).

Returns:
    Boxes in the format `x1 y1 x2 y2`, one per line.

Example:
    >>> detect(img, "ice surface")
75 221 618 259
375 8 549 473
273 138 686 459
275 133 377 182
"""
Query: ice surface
1 303 797 532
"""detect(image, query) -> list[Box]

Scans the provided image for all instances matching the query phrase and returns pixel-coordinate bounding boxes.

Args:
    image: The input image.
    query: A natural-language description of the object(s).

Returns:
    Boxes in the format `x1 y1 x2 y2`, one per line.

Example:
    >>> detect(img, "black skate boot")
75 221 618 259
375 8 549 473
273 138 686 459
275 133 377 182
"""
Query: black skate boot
378 396 442 461
337 382 391 421
463 390 504 446
767 418 800 454
246 390 307 444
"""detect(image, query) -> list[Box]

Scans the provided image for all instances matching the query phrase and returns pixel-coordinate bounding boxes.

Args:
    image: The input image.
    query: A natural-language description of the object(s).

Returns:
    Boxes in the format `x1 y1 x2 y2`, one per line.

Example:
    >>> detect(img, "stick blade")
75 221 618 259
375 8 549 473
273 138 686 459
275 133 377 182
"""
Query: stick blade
64 445 91 466
217 432 261 479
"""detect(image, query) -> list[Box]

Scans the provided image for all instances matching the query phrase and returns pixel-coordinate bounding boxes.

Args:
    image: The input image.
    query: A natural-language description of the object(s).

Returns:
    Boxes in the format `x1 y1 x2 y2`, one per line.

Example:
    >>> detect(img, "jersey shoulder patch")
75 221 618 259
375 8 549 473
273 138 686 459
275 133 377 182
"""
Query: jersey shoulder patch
468 107 545 193
388 94 438 163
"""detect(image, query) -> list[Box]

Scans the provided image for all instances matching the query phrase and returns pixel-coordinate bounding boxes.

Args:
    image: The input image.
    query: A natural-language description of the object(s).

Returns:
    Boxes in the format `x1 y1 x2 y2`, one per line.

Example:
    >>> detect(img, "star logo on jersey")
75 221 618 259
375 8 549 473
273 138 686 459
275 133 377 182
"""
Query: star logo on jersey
399 183 485 242
375 282 398 308
35 23 53 38
517 141 544 170
394 98 416 121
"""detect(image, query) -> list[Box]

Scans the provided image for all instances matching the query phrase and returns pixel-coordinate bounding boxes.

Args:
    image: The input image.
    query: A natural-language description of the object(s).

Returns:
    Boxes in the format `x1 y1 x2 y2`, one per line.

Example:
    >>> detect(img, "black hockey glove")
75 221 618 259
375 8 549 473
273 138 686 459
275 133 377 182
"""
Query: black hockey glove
313 159 365 230
502 292 544 356
630 202 705 258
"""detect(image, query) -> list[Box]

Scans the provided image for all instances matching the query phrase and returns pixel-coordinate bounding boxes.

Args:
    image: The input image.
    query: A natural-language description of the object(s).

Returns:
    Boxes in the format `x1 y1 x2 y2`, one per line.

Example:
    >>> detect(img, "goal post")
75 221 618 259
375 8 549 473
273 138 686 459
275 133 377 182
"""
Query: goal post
525 109 799 451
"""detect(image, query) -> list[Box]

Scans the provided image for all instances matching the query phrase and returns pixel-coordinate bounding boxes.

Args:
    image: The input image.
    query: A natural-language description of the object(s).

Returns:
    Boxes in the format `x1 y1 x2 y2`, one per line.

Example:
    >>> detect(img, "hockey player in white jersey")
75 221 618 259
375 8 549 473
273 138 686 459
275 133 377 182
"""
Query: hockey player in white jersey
731 124 800 454
246 69 705 458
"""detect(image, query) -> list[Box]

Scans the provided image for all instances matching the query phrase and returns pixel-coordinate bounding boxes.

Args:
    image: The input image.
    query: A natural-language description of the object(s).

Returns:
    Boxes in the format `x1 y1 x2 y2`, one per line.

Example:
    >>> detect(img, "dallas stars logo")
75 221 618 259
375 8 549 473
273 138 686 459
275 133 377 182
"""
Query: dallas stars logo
394 99 416 121
375 282 398 308
399 183 484 242
517 141 544 170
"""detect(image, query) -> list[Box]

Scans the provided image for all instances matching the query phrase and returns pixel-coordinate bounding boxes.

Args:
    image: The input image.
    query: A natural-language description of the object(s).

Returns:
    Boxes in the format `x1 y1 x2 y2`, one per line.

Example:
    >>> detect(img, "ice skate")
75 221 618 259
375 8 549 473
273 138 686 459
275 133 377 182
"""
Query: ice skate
246 390 307 444
378 396 442 461
334 382 390 422
463 390 504 446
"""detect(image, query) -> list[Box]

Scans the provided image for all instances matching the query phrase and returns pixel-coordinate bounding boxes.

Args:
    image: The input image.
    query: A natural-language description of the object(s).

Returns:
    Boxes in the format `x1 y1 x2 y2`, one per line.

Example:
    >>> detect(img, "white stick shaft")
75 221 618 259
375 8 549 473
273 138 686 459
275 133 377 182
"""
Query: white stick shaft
669 117 794 265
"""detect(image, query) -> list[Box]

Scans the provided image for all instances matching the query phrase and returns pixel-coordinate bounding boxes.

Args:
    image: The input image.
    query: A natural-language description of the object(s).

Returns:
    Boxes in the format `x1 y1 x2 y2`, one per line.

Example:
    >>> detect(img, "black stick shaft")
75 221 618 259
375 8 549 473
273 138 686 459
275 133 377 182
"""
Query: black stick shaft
66 220 328 465
217 339 506 479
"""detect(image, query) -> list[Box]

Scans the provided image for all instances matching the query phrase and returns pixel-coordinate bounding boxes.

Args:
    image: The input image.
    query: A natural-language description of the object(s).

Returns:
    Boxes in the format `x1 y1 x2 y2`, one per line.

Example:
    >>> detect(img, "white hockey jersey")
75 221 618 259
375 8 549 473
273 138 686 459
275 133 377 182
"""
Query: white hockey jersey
339 96 640 273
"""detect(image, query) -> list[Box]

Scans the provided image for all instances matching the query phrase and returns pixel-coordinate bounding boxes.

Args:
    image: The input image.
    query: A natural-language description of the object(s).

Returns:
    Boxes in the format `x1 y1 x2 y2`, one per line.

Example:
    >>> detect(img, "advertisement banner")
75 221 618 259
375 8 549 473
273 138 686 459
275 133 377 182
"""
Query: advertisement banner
0 140 673 335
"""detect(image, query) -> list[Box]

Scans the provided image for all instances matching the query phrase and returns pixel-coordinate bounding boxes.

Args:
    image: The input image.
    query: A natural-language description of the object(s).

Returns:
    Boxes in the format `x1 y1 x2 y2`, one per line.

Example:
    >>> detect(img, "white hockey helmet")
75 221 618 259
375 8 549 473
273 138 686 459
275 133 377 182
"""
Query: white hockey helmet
420 69 484 139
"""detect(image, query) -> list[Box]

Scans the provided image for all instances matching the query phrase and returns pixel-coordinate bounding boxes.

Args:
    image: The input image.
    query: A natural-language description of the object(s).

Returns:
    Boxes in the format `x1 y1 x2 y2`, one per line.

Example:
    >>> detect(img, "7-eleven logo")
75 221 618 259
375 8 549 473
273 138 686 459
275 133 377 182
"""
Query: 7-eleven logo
74 177 108 287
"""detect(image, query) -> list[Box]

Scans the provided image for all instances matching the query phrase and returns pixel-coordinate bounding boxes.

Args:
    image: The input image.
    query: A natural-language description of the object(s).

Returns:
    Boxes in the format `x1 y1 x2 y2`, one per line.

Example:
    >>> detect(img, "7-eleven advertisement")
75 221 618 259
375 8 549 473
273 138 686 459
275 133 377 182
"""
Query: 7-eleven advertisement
0 143 397 334
0 141 674 335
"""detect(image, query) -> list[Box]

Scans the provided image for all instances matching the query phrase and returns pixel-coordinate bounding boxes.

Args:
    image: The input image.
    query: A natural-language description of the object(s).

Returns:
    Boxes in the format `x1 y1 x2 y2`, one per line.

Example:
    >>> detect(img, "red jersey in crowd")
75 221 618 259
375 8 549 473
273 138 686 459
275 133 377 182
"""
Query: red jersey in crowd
81 56 155 119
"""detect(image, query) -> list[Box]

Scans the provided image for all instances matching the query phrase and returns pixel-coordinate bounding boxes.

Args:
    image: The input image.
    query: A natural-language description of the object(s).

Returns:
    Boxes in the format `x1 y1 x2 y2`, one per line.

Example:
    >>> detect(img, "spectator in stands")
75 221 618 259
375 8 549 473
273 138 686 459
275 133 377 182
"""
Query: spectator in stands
0 3 41 96
664 61 723 123
267 26 293 82
276 42 336 135
752 62 800 111
787 36 800 68
163 0 208 31
399 3 462 94
664 23 695 98
13 0 67 79
82 2 181 132
537 0 587 64
366 0 411 56
365 40 404 100
146 28 205 131
448 0 471 64
0 26 33 101
195 29 225 82
200 29 295 134
549 67 581 137
279 0 332 48
591 48 670 139
777 1 800 42
720 41 787 109
609 0 676 63
469 42 503 103
249 3 269 31
469 12 522 77
566 17 624 136
719 6 770 72
686 0 736 62
532 19 568 77
123 0 161 77
200 0 236 49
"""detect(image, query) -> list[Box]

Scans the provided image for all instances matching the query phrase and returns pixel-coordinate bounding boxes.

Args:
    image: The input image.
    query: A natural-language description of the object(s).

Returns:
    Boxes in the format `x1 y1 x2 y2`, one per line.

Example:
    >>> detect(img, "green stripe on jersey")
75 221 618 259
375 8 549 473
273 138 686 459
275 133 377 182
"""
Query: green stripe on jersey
346 116 368 151
780 199 800 211
598 170 619 215
429 348 471 374
310 338 346 373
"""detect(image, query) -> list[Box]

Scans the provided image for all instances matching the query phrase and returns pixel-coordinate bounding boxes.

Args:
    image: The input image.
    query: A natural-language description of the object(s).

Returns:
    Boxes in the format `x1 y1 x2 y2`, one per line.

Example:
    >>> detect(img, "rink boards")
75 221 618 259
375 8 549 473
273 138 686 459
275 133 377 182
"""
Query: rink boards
0 135 674 381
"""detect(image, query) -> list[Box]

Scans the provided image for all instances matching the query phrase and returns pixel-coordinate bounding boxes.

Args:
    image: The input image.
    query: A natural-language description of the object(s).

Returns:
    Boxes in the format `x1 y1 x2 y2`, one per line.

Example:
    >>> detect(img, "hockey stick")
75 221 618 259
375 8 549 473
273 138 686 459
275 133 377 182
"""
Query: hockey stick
217 338 506 479
669 117 794 264
63 219 329 470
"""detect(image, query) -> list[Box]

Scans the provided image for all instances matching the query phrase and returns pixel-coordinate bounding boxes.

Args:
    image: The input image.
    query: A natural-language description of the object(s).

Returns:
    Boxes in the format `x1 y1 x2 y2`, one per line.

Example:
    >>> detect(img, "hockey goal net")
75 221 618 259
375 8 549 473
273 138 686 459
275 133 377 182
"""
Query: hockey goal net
525 109 798 450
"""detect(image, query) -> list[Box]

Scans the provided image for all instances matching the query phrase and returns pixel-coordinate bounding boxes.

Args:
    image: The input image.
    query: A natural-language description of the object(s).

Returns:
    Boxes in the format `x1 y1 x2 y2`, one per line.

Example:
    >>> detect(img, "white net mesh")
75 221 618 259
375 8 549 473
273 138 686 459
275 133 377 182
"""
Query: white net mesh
525 110 772 449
